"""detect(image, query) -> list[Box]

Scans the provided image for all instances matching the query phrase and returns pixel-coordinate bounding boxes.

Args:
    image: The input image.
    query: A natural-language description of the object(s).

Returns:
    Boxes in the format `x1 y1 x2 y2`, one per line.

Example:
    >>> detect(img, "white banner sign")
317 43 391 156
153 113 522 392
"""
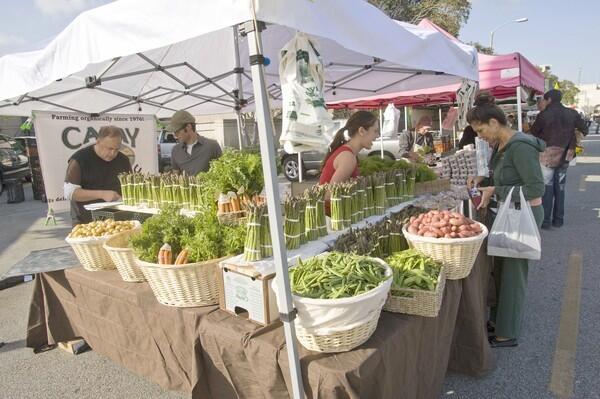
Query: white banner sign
33 111 158 212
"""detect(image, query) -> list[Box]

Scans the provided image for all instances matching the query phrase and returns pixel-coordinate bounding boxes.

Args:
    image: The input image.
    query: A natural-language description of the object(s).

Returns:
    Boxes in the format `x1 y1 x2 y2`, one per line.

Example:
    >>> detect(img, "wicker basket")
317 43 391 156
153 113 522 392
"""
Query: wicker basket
66 235 116 271
136 256 229 307
217 211 247 226
384 267 446 317
66 222 141 272
289 256 392 353
295 310 381 353
402 222 488 280
103 229 145 282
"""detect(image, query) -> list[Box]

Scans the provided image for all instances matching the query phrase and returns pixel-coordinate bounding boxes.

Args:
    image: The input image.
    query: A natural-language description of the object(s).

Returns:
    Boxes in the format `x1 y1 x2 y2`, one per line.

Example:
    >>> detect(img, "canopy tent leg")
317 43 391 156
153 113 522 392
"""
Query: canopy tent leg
516 86 523 132
298 152 303 182
233 25 248 149
244 20 305 399
379 107 384 159
438 107 443 135
404 106 409 131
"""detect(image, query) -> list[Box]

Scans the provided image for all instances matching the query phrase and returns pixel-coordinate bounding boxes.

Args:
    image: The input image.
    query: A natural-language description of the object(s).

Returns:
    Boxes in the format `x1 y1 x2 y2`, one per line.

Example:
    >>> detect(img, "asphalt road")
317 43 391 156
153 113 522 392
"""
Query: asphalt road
1 137 599 398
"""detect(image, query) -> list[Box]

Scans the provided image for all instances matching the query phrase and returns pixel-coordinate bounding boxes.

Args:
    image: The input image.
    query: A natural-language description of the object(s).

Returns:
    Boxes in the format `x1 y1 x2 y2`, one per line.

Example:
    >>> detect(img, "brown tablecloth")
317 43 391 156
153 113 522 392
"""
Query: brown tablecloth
27 255 494 399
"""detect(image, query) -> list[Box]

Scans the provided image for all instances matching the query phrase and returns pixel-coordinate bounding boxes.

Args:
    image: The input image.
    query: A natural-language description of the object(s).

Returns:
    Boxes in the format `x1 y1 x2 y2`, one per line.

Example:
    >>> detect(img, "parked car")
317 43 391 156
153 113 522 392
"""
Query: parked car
158 130 177 172
280 134 402 181
0 135 30 193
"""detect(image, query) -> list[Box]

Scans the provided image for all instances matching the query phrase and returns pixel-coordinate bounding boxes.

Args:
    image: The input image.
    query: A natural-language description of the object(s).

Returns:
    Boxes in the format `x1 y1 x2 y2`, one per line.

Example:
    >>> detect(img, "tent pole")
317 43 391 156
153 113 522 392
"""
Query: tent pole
298 152 303 182
233 25 246 149
245 20 305 399
438 107 443 134
379 107 384 159
404 106 409 131
516 86 523 131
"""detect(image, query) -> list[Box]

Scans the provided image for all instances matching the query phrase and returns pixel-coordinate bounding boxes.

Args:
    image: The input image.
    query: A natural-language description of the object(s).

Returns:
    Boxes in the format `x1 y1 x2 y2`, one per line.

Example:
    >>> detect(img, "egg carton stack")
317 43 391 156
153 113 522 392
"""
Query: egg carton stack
439 158 452 179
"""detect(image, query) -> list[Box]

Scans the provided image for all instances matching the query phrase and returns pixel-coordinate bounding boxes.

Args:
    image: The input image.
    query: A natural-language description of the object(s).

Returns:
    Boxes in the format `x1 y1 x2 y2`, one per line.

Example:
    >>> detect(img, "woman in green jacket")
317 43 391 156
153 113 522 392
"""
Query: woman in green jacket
467 93 545 348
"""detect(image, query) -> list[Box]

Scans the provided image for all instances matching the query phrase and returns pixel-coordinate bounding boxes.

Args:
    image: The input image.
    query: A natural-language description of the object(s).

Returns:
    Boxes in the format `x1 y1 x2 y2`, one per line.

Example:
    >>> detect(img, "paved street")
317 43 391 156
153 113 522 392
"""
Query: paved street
1 136 599 398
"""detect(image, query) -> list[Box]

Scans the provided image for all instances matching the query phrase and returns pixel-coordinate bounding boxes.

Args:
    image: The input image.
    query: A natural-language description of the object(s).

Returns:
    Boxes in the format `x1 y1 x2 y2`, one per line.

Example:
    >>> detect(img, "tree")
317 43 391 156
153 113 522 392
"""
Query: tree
467 41 494 55
540 69 580 106
368 0 471 37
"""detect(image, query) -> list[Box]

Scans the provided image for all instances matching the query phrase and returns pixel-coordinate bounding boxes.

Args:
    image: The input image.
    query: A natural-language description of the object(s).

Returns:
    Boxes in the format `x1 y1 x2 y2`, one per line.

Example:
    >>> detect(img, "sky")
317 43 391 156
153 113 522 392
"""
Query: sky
0 0 598 84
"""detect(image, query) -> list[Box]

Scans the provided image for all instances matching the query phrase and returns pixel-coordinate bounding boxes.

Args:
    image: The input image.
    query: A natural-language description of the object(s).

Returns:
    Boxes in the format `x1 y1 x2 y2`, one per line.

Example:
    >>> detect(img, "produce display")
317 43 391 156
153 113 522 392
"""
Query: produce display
358 157 437 183
244 203 264 261
412 188 468 211
68 219 137 238
372 172 387 215
333 206 424 258
284 197 304 250
131 205 245 265
199 149 264 199
405 210 482 239
289 252 390 299
385 249 441 296
118 172 206 211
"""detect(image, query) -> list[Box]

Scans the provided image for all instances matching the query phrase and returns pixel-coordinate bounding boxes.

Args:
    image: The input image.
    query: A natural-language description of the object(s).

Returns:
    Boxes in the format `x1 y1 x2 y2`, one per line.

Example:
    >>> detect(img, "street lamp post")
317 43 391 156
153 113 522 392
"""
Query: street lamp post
489 17 528 50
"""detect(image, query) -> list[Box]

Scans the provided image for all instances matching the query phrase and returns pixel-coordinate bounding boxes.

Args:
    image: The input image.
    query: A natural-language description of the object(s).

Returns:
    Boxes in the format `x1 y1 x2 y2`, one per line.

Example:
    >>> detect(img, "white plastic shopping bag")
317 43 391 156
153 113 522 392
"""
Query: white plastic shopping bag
487 187 541 260
279 33 333 154
381 104 400 138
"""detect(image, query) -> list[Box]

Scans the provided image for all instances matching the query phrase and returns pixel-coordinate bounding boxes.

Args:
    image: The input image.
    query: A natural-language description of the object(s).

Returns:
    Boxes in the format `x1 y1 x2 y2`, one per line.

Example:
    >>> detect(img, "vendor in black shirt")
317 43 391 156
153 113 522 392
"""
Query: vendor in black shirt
64 126 132 225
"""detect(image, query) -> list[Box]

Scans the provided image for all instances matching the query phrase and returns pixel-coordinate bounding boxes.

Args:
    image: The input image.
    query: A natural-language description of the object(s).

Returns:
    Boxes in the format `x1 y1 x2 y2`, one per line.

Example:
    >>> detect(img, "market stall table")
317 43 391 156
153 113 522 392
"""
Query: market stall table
26 251 494 399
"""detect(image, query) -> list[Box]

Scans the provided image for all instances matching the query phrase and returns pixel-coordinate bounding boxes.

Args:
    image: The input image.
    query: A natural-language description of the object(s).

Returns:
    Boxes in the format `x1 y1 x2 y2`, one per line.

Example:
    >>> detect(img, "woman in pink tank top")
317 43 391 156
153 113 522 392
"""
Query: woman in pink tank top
319 111 380 214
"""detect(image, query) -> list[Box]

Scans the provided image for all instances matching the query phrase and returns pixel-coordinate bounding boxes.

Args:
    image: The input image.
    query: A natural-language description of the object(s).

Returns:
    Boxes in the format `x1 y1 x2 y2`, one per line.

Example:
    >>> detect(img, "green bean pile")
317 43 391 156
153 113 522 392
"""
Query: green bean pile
385 249 441 295
290 252 390 299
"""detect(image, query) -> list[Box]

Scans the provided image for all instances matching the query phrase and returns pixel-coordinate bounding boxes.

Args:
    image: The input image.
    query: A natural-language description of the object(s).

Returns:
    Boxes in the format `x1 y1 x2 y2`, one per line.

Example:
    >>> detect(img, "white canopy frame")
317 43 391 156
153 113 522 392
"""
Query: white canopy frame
0 2 480 398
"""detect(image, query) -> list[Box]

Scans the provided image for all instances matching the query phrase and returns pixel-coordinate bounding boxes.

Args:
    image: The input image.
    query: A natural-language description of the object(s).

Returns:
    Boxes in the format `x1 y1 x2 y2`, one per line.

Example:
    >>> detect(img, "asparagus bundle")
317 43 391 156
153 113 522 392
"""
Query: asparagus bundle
388 218 408 254
329 183 345 231
364 175 374 217
350 180 361 224
298 197 307 245
303 189 319 242
117 174 129 205
385 170 397 208
341 183 353 228
284 198 303 250
395 169 407 202
260 205 272 258
373 172 387 215
406 166 417 199
244 203 263 262
314 185 328 237
355 177 367 222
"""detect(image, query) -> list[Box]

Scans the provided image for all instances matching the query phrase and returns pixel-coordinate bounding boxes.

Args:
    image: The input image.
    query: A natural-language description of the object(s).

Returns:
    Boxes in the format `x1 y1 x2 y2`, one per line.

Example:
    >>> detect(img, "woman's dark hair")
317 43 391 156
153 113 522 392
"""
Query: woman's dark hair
466 92 507 126
321 111 377 169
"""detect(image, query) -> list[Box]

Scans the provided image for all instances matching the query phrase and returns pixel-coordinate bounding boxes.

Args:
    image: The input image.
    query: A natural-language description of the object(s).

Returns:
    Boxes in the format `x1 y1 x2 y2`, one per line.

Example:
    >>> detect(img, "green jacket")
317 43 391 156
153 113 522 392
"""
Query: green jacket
487 132 546 203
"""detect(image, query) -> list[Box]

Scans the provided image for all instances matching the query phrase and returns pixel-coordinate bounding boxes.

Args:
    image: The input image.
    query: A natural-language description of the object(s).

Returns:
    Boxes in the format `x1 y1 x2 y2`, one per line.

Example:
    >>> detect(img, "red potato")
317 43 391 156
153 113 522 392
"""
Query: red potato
458 224 471 232
444 233 453 238
408 225 418 235
450 232 458 238
410 216 416 223
470 223 481 231
432 216 440 223
424 231 438 238
432 227 443 236
441 226 450 234
432 221 446 228
458 231 475 238
417 228 427 236
449 218 462 226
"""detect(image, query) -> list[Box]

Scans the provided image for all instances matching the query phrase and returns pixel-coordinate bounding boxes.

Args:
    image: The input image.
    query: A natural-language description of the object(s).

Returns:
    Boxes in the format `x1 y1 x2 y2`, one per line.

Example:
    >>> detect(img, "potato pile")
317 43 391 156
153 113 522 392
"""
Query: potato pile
68 219 137 238
405 210 482 239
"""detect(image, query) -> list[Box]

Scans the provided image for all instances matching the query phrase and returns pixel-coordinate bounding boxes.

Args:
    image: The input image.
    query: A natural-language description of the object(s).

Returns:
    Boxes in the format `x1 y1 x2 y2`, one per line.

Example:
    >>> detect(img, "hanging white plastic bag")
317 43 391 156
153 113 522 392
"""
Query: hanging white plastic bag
279 33 333 153
381 103 400 138
487 187 541 260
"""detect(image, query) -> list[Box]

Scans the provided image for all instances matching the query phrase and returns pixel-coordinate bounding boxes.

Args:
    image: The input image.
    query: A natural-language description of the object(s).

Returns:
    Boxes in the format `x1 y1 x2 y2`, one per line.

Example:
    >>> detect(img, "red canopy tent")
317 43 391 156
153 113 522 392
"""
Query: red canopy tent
328 19 545 131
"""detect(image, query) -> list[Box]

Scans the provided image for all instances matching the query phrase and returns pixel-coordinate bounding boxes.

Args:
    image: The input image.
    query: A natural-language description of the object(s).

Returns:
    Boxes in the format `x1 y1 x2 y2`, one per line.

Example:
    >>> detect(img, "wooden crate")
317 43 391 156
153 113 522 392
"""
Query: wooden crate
218 261 279 325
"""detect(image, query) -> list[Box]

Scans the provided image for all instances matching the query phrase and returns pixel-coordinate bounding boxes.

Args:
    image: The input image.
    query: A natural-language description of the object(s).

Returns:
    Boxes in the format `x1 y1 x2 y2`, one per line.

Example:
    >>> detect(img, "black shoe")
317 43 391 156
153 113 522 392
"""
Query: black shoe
487 321 496 334
488 336 518 348
0 341 4 348
541 223 552 230
552 222 563 228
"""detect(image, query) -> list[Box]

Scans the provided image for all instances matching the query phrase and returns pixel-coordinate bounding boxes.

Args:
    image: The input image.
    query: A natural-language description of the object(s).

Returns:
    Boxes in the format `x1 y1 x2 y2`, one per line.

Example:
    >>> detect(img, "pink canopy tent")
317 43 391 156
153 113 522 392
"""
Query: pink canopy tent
328 19 545 119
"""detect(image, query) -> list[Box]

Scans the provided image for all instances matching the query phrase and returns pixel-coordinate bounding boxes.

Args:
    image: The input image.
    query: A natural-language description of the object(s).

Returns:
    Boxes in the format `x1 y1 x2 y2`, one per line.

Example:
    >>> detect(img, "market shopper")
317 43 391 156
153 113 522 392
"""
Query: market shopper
530 89 588 229
168 110 222 175
399 115 435 159
466 93 545 348
457 125 477 149
64 126 132 225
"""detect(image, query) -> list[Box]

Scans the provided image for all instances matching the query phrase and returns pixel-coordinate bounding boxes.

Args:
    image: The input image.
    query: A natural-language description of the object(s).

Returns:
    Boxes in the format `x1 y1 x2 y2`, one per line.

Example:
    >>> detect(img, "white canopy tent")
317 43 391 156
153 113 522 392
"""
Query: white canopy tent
0 1 478 397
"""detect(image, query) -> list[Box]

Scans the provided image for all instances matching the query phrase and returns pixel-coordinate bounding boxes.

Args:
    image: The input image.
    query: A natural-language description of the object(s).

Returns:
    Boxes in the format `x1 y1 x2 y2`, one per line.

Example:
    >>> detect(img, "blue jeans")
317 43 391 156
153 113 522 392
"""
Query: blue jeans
541 164 568 226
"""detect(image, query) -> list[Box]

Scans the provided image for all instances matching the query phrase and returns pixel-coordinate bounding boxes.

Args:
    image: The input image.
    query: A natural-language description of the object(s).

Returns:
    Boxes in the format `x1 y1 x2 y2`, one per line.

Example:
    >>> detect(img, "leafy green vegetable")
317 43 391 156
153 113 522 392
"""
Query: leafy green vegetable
199 149 264 197
358 157 437 183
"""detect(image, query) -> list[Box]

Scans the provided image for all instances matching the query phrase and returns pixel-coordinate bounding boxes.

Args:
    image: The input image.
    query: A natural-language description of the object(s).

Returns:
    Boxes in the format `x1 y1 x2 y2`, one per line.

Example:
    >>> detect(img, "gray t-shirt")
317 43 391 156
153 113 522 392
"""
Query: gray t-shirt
171 136 222 175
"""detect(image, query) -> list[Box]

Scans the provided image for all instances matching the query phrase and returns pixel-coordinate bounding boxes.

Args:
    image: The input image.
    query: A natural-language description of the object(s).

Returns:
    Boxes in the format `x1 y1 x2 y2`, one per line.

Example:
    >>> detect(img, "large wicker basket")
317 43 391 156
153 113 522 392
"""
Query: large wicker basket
136 256 229 307
295 311 381 352
103 229 145 282
384 267 446 317
66 236 115 271
66 221 141 272
289 256 392 353
402 222 488 280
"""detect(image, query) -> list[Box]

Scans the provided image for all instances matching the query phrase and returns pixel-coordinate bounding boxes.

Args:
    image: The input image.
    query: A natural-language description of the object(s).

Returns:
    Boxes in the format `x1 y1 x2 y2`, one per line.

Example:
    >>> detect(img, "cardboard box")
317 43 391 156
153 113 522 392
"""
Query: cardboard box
218 261 279 325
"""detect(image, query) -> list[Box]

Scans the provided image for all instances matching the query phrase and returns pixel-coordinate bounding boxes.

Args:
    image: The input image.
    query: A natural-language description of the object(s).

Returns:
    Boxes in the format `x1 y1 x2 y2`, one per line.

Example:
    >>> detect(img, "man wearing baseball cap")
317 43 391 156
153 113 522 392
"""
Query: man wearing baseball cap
168 110 222 175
